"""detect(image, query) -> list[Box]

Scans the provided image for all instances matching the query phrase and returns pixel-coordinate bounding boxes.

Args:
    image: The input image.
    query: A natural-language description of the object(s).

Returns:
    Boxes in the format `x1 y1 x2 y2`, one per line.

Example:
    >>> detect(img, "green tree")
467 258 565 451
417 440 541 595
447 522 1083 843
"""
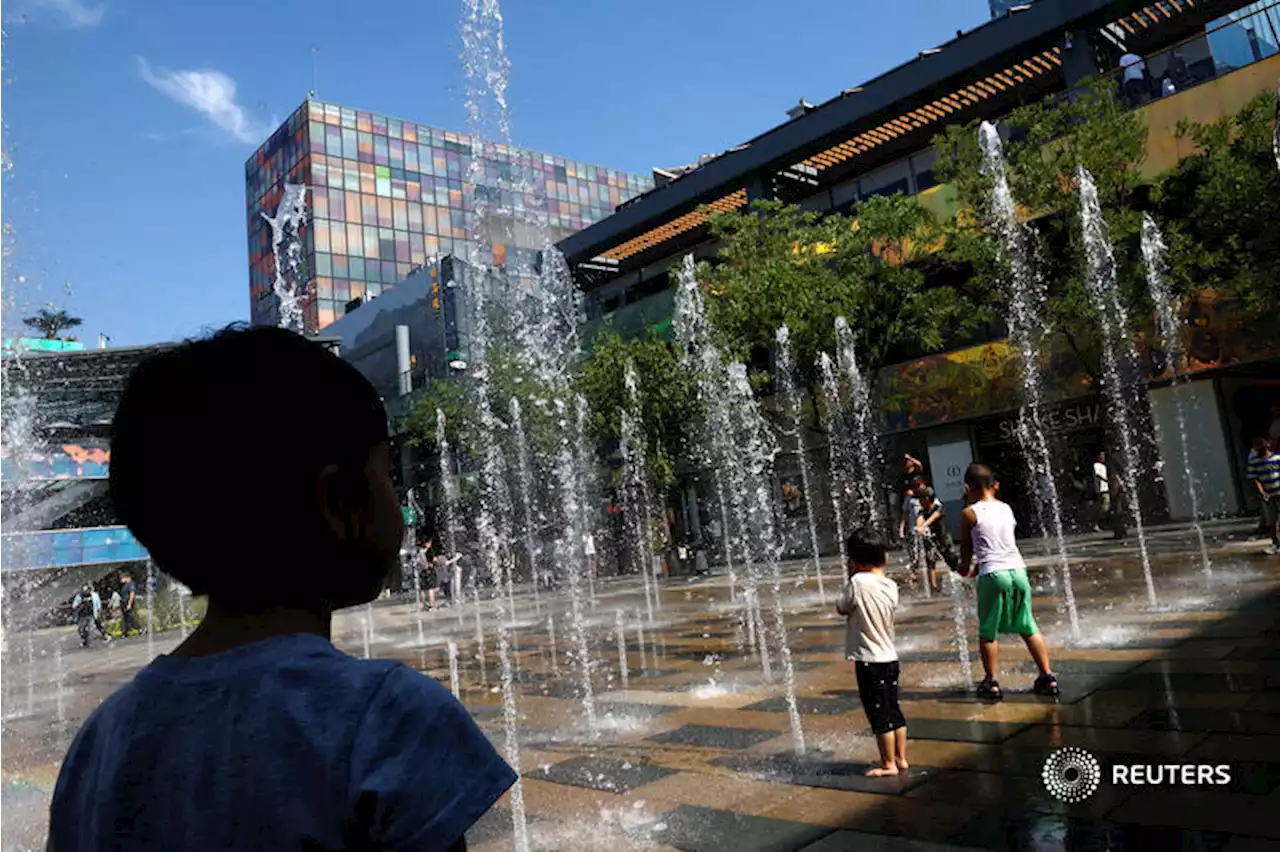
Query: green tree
23 307 83 340
1152 89 1280 316
700 196 992 394
574 329 699 489
934 77 1151 382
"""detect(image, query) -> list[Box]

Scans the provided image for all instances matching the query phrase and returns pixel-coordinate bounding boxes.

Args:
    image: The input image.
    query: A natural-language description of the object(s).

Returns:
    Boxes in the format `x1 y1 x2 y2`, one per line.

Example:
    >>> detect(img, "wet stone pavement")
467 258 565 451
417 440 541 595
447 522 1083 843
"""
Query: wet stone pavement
3 527 1280 850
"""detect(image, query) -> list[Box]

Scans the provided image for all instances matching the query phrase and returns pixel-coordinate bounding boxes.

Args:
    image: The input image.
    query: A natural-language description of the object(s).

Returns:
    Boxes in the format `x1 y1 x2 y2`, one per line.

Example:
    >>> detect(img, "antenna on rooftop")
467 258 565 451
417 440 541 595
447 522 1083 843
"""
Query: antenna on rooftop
310 44 321 98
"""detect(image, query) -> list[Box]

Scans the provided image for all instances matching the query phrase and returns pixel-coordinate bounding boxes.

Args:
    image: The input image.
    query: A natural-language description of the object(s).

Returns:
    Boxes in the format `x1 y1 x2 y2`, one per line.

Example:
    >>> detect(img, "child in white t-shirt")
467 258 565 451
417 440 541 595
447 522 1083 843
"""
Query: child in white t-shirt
837 531 906 777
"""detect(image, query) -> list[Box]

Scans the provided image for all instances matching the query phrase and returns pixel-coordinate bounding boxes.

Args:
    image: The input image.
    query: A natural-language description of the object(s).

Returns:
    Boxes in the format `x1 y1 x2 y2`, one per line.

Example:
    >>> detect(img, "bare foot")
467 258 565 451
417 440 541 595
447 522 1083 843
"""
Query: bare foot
896 758 909 771
865 765 899 777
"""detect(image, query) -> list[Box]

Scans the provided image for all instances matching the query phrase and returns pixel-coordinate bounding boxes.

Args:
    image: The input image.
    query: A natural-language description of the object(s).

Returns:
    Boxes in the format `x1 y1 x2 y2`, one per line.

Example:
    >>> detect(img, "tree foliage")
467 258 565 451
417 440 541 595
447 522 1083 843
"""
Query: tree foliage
1152 89 1280 315
23 307 83 340
934 78 1151 380
699 196 994 392
574 329 699 489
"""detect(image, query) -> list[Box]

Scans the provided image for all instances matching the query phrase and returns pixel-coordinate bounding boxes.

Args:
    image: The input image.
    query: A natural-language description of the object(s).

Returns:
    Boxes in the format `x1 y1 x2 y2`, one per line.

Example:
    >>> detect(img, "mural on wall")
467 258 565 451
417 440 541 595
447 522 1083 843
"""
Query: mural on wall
0 443 110 481
876 295 1280 434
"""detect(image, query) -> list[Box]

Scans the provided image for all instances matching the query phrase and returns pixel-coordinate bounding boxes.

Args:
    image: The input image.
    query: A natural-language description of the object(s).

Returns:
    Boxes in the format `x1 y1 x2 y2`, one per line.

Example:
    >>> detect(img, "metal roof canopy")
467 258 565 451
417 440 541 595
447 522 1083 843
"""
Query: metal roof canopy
557 0 1199 270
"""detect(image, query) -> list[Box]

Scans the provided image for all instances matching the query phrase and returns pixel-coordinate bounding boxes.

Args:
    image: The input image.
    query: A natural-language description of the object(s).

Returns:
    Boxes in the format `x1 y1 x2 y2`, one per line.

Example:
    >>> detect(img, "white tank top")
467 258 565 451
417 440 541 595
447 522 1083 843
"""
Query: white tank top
970 500 1024 576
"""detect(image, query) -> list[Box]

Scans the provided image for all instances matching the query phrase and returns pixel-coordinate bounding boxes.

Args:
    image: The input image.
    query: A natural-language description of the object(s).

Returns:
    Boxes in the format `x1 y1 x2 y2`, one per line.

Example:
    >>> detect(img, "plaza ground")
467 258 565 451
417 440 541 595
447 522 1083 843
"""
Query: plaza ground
3 522 1279 851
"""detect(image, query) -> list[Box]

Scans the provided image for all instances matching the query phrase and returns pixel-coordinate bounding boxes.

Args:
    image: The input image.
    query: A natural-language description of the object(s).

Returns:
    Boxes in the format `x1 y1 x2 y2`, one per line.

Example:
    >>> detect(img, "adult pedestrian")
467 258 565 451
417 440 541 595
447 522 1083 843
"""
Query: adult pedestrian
417 542 439 610
1092 451 1111 533
72 585 109 647
1247 434 1280 555
119 570 140 637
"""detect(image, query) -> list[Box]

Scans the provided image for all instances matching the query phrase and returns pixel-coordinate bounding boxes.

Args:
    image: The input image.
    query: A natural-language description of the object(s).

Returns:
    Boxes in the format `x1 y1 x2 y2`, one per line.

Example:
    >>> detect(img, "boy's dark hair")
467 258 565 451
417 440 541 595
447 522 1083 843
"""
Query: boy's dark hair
846 530 887 567
109 324 388 604
964 463 997 491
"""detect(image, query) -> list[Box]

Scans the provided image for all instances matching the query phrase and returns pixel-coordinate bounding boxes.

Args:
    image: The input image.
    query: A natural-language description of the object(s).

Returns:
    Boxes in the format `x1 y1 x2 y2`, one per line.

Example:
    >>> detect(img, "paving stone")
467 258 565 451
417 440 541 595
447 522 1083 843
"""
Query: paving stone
645 804 835 852
740 695 861 715
646 723 783 750
710 752 934 795
532 755 675 794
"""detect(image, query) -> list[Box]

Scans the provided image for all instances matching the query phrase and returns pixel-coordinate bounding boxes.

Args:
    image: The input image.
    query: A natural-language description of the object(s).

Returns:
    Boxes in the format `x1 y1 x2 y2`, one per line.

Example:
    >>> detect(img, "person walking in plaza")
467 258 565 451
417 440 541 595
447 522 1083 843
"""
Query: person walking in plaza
836 530 907 777
72 585 109 647
118 570 140 637
955 463 1059 701
915 486 957 591
1247 434 1280 554
1092 451 1110 533
49 325 514 852
417 541 440 610
898 476 925 585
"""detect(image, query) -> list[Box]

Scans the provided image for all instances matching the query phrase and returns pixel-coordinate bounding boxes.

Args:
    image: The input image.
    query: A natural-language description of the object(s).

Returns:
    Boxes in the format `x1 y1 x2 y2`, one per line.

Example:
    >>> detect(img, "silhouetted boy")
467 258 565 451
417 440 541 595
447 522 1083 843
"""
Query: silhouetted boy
49 326 515 851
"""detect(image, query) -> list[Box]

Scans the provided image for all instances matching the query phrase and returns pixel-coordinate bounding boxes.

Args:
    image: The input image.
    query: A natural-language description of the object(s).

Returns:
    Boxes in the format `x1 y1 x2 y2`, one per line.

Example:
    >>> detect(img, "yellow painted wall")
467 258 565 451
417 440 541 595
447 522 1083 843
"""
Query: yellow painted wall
1142 54 1280 177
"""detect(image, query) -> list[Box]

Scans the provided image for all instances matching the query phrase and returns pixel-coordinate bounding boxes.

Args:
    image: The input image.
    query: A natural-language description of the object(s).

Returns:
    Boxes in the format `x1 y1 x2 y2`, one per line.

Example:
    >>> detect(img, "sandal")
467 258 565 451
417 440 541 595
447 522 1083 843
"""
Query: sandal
976 678 1002 701
1033 673 1060 697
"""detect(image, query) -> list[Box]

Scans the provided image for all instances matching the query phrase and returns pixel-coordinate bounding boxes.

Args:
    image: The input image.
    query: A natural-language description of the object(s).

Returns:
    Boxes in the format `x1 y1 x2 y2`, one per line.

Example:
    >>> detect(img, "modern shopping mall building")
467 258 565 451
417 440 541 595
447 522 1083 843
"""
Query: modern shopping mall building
557 0 1280 543
246 99 651 334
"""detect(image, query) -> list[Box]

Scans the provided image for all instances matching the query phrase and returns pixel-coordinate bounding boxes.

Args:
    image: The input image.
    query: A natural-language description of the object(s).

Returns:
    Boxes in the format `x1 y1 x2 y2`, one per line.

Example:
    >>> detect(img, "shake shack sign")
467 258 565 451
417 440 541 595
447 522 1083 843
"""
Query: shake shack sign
976 400 1101 446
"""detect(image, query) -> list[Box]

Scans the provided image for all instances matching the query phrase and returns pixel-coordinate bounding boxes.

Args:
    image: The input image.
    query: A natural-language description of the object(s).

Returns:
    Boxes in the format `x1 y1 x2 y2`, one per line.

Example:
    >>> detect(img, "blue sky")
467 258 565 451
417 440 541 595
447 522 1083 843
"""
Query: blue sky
3 0 989 346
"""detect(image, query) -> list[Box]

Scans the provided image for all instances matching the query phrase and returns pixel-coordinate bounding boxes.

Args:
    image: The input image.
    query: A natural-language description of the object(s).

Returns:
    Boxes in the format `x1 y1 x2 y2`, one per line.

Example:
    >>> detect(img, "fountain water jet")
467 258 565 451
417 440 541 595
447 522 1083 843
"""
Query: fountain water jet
818 354 850 572
776 326 825 603
261 183 308 332
1078 165 1158 607
510 397 542 606
621 408 656 622
1142 213 1211 577
834 318 886 536
436 410 467 627
978 121 1080 637
615 610 630 689
725 363 805 755
448 640 461 699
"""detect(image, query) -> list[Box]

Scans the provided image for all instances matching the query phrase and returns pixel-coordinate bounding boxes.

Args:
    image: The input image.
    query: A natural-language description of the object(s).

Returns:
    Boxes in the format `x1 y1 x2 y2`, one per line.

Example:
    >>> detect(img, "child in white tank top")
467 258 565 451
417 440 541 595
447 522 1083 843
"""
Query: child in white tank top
957 463 1059 702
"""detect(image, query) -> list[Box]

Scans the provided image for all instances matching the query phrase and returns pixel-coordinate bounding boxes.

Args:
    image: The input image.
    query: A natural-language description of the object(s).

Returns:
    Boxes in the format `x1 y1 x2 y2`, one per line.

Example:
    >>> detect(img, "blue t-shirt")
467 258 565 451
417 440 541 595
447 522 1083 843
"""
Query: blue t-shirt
49 633 515 851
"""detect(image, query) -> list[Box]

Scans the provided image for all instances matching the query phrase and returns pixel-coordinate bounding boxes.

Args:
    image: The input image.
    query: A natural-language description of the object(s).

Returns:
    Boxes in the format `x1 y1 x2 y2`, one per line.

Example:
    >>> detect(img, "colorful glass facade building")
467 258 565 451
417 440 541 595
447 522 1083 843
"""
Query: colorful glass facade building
246 98 652 333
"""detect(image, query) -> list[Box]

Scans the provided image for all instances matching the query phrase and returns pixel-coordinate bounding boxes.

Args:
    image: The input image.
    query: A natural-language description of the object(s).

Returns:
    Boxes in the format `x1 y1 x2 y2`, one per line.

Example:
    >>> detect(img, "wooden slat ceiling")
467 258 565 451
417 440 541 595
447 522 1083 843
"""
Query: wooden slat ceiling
591 0 1198 265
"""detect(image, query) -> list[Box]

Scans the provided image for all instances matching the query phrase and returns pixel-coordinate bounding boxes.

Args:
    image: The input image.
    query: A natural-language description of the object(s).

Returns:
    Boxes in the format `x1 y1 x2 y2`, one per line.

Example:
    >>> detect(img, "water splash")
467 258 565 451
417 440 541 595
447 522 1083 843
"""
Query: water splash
436 409 467 628
463 267 528 850
620 406 656 621
261 183 308 331
624 359 663 618
1078 166 1157 607
949 572 973 686
818 353 849 571
447 639 461 699
546 614 559 674
724 362 805 752
834 317 885 535
978 121 1079 638
510 397 542 607
1141 214 1210 577
775 326 826 603
615 609 630 689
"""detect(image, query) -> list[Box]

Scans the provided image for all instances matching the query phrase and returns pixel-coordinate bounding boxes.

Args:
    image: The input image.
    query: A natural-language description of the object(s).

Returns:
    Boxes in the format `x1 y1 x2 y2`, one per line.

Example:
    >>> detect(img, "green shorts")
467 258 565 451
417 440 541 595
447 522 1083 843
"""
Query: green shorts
977 567 1039 641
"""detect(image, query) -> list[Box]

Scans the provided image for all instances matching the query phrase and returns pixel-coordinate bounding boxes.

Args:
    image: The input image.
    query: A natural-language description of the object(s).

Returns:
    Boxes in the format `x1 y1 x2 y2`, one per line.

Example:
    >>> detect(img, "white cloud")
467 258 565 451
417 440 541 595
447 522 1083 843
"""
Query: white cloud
137 58 268 144
27 0 106 28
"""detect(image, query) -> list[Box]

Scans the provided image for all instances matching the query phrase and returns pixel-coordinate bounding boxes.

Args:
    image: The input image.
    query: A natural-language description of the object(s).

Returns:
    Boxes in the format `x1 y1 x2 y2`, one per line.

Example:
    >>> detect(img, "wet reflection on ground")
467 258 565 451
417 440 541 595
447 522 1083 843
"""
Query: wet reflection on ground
3 524 1278 850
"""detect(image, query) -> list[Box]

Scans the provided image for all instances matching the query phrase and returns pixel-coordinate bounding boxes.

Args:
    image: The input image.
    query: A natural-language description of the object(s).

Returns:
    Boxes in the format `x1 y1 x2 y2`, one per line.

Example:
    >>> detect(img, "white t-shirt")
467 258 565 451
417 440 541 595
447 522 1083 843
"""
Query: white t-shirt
1094 462 1110 494
836 571 899 663
970 499 1025 576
